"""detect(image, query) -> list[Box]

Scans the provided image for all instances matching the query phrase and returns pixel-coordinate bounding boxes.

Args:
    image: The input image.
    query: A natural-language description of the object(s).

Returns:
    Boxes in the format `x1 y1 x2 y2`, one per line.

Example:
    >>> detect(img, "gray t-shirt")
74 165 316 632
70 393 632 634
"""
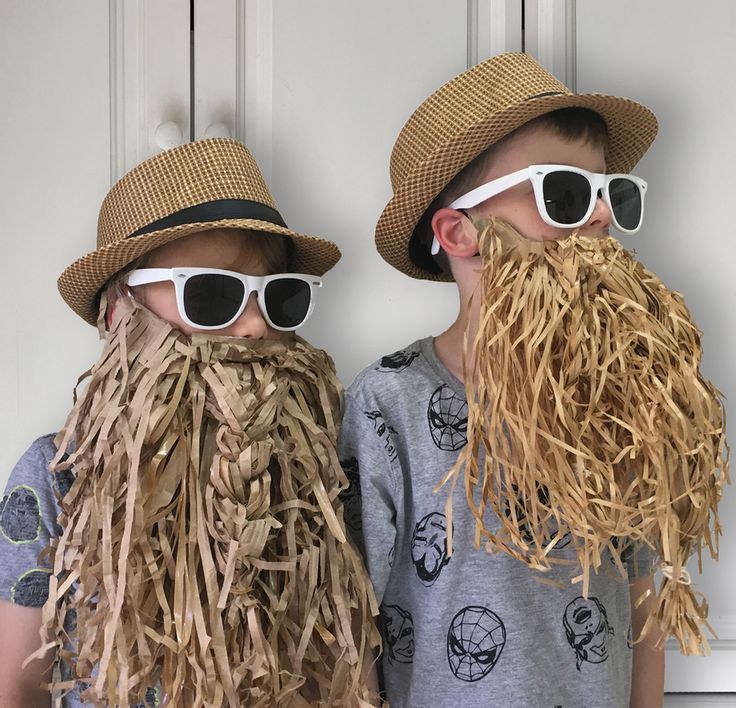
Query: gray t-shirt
338 337 645 708
0 434 158 707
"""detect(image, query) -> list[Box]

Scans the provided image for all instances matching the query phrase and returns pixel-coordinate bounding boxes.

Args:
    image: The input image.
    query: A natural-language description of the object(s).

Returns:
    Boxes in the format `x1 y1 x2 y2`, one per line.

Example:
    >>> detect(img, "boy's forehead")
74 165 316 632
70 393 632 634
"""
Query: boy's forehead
480 125 607 176
145 228 270 272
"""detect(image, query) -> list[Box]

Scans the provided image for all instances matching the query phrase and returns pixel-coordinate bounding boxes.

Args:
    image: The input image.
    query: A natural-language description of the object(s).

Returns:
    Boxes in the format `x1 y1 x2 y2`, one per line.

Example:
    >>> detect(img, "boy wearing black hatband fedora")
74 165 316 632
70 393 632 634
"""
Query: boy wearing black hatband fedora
340 51 726 706
0 139 379 706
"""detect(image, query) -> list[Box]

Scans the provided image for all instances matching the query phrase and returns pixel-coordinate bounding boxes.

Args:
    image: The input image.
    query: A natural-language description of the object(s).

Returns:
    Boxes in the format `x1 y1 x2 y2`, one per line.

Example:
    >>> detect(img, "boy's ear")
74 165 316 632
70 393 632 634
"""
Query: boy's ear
104 289 118 330
104 284 130 330
431 208 479 258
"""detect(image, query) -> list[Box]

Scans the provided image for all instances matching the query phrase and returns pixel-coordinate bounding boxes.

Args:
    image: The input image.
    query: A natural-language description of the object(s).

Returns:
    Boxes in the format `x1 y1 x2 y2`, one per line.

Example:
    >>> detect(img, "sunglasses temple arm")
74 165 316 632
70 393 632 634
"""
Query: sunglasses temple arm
447 167 530 210
126 268 174 286
431 168 530 255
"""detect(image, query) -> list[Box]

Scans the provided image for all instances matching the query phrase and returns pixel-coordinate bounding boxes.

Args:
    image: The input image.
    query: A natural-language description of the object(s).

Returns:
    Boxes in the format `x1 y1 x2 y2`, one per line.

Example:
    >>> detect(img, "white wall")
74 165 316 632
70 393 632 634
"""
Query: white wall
0 1 108 479
575 0 736 692
1 0 734 694
269 0 468 385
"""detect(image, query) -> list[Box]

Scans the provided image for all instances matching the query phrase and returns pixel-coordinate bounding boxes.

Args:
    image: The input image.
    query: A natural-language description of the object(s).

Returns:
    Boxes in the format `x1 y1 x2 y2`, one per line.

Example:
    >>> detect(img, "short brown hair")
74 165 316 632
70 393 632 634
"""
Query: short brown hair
411 108 609 274
239 229 293 274
101 228 292 313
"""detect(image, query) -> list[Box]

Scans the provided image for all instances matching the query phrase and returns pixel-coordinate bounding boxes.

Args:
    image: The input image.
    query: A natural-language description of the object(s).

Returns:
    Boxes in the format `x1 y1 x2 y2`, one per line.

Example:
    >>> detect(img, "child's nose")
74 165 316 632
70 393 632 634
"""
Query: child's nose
224 292 269 339
580 192 612 237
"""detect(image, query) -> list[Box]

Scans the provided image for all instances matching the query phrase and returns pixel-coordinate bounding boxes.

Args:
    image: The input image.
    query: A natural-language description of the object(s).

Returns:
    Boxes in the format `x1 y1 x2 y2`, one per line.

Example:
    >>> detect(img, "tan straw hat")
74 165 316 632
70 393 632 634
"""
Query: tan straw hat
375 52 658 280
59 138 341 324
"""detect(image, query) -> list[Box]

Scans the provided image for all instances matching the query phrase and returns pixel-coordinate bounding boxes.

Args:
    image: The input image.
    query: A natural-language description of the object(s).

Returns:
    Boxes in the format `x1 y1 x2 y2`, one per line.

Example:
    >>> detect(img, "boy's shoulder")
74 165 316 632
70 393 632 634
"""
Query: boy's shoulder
4 433 73 502
10 434 59 480
346 338 432 399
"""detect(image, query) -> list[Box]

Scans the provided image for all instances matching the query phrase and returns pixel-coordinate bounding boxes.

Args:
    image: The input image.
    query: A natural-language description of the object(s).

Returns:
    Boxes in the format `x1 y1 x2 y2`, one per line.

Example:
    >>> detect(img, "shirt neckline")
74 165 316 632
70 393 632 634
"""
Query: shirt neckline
419 336 466 398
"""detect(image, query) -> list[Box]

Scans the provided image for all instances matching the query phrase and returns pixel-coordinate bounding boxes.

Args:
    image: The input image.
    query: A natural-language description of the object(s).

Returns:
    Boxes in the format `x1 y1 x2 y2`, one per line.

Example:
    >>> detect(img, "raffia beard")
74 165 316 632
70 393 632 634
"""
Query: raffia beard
440 217 728 655
37 294 379 706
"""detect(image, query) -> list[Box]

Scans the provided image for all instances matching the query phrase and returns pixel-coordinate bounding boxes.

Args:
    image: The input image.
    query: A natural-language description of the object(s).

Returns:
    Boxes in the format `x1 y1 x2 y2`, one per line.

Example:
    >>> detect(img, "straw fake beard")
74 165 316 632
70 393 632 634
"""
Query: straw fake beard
442 217 728 655
40 295 379 707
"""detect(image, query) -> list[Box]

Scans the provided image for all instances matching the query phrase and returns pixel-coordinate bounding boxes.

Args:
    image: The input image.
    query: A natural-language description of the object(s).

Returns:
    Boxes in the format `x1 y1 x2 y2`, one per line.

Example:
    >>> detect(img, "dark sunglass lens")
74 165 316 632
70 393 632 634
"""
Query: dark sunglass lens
263 278 311 329
183 274 244 327
542 171 591 225
609 178 642 231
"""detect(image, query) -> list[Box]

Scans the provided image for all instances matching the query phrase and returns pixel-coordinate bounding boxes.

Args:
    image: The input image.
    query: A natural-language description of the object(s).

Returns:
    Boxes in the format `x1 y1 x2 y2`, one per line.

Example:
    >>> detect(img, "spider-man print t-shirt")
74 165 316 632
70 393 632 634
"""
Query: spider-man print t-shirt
338 337 650 708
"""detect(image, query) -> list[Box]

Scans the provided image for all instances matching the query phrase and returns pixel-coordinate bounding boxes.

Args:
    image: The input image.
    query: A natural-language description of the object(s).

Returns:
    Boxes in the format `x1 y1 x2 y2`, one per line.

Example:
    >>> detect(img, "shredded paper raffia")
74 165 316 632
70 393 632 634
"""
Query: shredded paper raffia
439 218 729 655
36 295 379 706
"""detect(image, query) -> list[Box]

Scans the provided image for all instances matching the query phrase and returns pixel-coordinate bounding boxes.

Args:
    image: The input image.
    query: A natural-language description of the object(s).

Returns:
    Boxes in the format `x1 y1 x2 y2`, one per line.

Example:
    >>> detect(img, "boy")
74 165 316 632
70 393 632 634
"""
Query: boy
340 52 726 706
0 138 378 706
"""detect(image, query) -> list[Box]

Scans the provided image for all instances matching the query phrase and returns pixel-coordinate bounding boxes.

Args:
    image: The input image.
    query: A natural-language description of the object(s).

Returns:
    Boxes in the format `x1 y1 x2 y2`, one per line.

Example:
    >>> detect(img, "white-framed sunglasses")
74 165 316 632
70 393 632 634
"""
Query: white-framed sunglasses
431 164 647 255
126 268 322 331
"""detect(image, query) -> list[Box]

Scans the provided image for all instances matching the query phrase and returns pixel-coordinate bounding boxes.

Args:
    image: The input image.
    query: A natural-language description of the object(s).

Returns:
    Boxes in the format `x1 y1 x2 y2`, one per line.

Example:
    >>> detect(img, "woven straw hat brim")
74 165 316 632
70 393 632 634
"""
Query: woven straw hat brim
376 91 658 282
59 220 340 326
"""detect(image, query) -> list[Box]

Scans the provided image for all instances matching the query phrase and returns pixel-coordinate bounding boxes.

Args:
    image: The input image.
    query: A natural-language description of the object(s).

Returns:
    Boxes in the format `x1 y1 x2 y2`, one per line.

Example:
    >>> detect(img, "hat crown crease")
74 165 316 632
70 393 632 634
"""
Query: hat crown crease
97 139 275 247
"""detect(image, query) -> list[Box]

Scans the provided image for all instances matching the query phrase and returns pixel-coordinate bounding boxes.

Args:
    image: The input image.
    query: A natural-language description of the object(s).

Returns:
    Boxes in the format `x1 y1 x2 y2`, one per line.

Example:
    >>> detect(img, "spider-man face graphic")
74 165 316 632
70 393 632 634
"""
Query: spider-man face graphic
427 385 468 451
447 606 505 682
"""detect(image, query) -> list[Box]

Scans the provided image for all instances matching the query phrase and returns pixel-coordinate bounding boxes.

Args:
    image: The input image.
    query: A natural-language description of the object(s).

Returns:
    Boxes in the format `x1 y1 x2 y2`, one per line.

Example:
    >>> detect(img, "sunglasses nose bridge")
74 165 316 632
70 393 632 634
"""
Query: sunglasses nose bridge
251 289 273 326
585 193 614 233
593 174 610 213
225 291 271 338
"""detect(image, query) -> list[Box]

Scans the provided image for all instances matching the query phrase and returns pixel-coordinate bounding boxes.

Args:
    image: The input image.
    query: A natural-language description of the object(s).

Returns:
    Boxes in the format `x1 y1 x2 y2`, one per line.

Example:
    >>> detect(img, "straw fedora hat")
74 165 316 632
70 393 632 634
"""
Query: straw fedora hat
375 52 658 281
59 138 341 324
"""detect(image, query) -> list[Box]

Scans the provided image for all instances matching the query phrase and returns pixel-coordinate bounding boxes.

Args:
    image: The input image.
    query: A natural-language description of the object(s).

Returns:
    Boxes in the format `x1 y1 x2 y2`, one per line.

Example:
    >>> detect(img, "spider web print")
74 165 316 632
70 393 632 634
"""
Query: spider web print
447 606 505 682
427 385 468 451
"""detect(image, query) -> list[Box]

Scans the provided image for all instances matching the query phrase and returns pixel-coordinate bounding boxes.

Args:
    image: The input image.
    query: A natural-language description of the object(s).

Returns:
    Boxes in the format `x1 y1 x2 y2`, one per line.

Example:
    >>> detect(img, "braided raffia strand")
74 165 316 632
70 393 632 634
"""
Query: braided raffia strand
34 295 379 706
439 218 728 655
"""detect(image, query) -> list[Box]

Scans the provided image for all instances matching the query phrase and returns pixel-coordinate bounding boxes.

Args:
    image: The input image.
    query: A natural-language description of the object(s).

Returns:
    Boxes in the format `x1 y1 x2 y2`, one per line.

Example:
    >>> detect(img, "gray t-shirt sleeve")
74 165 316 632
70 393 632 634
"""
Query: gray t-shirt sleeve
338 388 402 607
0 434 66 607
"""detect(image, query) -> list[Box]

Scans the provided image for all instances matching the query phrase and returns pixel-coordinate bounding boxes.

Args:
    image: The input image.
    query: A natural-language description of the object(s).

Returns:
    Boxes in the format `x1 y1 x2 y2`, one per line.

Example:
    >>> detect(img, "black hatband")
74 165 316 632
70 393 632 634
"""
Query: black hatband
130 199 288 237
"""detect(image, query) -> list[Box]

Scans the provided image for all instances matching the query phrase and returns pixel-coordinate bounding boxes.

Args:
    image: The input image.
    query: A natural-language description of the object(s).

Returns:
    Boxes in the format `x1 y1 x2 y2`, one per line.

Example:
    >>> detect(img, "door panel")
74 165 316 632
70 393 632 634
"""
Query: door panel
114 0 191 176
575 0 736 692
265 0 469 383
193 0 236 141
7 2 728 693
0 1 110 480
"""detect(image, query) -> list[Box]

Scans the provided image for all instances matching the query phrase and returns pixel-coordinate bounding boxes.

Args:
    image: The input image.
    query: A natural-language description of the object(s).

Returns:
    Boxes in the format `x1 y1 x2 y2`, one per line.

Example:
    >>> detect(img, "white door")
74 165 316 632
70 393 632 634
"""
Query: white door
2 1 733 700
0 1 111 478
568 0 736 694
0 0 191 478
1 0 521 471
